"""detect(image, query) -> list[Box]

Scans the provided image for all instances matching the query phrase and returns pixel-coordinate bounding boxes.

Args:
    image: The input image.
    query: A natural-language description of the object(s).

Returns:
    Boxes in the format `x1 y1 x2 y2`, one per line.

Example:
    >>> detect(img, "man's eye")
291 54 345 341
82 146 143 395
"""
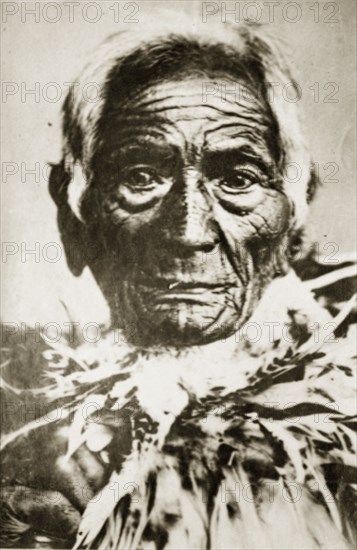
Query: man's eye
122 166 161 189
220 168 260 193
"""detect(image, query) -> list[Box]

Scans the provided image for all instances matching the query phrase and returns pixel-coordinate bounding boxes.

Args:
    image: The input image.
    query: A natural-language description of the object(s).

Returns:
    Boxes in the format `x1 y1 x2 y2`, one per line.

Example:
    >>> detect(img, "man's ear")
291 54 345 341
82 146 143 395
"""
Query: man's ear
287 162 321 260
48 161 88 276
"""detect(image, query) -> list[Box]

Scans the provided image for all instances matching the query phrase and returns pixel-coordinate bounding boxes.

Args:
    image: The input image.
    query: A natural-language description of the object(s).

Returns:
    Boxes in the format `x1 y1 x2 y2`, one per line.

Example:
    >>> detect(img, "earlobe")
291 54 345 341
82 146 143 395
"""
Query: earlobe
49 161 88 277
288 227 307 262
307 161 321 203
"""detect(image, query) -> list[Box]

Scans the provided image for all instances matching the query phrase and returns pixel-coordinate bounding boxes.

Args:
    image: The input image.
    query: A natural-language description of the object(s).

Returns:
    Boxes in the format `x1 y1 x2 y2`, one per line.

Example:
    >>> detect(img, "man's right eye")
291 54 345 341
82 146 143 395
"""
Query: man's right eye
121 165 162 190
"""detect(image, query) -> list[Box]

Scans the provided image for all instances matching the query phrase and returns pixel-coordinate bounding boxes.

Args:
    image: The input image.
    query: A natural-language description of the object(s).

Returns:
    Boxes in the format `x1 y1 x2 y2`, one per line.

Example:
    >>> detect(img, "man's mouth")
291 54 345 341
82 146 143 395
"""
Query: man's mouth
134 277 237 302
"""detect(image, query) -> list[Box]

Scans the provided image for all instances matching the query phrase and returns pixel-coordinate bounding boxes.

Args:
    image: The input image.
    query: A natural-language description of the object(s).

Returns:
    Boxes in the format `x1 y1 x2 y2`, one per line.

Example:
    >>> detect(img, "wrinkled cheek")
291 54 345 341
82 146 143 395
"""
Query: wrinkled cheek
210 195 291 284
245 195 292 242
261 195 292 236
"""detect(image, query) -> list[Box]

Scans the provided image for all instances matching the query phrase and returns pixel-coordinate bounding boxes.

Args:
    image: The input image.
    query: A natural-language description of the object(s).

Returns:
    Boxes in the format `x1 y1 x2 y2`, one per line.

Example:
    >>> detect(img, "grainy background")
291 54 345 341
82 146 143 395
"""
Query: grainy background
1 0 356 327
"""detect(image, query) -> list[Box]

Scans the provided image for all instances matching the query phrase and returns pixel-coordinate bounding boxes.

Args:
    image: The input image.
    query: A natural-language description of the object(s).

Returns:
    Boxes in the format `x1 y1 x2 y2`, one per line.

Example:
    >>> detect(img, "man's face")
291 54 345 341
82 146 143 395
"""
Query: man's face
84 78 291 345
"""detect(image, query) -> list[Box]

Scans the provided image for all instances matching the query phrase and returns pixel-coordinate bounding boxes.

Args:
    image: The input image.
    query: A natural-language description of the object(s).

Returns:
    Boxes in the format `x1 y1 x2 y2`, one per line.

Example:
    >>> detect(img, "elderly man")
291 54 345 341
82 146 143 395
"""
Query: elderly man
1 17 356 550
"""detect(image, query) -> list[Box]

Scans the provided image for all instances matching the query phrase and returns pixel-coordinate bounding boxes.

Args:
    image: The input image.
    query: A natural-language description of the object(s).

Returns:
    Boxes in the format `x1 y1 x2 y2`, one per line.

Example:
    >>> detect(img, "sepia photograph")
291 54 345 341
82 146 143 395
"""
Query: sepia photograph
1 1 356 548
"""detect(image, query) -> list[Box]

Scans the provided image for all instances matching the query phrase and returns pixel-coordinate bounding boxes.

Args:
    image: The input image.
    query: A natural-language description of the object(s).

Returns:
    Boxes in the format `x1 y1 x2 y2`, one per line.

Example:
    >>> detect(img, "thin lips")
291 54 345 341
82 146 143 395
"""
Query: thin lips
137 278 235 291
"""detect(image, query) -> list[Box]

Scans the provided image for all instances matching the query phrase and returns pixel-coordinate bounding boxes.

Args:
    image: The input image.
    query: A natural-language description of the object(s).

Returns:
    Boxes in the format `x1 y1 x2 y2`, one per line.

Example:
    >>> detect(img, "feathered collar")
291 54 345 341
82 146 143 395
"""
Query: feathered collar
1 268 356 549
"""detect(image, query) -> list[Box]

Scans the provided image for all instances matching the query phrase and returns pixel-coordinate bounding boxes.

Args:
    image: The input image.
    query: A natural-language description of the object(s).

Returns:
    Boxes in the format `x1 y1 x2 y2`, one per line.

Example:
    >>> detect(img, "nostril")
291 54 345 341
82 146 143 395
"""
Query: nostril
201 243 216 253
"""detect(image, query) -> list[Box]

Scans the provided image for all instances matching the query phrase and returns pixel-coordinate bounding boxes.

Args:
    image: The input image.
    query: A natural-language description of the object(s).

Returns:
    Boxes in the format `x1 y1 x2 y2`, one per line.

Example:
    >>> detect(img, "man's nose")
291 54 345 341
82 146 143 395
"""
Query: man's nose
160 169 219 253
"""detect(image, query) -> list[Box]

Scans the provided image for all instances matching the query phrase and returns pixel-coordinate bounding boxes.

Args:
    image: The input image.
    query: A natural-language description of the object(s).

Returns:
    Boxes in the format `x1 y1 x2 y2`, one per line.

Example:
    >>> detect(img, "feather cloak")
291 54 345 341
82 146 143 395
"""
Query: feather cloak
1 266 356 549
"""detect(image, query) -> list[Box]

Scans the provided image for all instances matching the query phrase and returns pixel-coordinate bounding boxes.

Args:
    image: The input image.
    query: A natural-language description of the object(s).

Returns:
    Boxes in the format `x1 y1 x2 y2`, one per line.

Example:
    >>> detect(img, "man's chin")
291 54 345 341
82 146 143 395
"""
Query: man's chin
157 321 237 346
124 301 242 346
110 283 247 346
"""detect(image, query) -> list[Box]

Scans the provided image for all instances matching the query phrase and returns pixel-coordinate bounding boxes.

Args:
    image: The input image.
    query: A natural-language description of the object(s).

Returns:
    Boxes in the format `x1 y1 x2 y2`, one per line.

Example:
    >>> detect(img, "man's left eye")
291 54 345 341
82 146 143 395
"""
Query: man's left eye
220 168 259 193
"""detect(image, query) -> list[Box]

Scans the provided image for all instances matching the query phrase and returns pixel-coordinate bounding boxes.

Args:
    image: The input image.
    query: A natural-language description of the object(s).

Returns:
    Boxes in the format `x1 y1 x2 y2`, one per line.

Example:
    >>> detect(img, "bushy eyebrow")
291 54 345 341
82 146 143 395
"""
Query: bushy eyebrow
105 140 180 165
203 145 274 171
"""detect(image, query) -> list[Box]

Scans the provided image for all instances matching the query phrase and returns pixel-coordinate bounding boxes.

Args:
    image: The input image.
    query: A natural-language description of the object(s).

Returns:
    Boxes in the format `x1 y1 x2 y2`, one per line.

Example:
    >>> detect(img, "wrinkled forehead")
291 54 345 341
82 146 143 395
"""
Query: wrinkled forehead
97 76 280 163
113 78 269 120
